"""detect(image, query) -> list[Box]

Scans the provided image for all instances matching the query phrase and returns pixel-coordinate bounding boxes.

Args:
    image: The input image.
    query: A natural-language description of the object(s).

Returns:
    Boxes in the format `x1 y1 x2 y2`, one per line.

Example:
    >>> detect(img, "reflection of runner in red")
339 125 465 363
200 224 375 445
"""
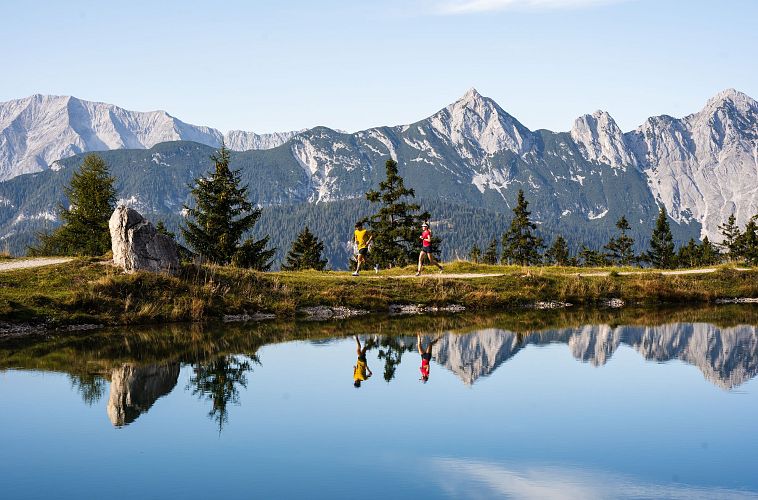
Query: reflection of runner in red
417 334 440 383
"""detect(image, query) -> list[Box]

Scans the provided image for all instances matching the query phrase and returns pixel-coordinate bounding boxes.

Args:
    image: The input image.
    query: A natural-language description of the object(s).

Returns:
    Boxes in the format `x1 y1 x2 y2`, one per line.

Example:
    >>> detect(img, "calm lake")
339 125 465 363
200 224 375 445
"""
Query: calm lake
2 307 758 499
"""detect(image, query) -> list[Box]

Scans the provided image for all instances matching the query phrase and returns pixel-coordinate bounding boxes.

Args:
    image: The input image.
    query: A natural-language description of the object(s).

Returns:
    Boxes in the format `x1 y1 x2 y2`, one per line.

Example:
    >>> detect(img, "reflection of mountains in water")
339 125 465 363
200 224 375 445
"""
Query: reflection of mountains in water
434 323 758 389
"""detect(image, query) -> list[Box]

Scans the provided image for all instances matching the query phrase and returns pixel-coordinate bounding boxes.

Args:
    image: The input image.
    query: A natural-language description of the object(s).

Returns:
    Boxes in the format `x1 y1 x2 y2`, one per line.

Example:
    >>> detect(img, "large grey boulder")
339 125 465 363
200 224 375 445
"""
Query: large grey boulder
109 205 179 274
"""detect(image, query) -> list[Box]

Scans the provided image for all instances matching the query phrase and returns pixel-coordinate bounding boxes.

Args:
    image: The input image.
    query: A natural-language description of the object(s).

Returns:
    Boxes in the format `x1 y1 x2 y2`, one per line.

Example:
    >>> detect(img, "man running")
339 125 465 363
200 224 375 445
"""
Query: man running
418 334 440 383
352 221 372 276
353 335 373 387
416 221 443 276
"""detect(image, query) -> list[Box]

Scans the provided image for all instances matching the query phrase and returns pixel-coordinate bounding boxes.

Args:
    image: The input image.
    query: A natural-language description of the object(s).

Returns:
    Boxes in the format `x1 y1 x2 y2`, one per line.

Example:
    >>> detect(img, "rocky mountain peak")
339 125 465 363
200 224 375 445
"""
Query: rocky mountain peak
570 109 636 169
429 88 533 156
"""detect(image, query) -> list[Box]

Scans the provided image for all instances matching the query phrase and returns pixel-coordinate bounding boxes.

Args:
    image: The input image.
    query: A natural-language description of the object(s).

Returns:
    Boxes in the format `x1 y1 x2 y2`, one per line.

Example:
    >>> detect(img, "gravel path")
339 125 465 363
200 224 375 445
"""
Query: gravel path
0 257 73 272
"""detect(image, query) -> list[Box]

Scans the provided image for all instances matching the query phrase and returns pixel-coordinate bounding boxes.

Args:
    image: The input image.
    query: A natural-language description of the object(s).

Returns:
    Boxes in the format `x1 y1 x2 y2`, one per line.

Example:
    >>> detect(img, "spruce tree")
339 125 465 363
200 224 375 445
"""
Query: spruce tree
719 213 742 259
181 144 275 270
365 159 429 268
282 226 328 271
578 245 608 267
482 238 499 265
735 217 758 265
604 216 635 265
646 206 676 269
545 235 570 266
677 238 699 268
699 236 720 266
30 154 116 256
469 244 482 264
501 190 544 266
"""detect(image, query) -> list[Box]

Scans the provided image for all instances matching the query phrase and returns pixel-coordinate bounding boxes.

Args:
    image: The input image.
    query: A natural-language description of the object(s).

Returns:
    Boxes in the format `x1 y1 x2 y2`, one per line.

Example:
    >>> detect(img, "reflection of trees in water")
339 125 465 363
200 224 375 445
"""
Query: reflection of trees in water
69 373 107 406
187 355 258 432
366 336 415 382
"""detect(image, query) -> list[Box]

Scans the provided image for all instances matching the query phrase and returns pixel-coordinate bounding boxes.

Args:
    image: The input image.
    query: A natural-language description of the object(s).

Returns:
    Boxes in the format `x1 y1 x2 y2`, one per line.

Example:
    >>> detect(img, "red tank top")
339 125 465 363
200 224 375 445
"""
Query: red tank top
421 230 431 248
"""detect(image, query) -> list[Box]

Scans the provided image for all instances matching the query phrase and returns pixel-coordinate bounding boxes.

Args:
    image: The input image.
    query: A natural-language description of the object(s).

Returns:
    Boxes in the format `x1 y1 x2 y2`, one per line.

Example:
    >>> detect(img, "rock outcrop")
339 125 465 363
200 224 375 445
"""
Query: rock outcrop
107 362 180 427
109 205 179 274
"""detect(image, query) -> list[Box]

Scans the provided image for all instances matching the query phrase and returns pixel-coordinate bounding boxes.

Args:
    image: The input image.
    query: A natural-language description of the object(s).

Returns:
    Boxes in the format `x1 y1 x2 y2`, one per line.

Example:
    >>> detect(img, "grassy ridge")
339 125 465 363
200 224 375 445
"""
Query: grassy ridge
1 259 758 327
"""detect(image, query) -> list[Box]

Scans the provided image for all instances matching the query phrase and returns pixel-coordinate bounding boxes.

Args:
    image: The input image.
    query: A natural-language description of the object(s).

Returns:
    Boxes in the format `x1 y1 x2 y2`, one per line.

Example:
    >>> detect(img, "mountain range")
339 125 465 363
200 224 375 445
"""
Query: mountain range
0 89 755 265
0 94 301 180
434 322 758 389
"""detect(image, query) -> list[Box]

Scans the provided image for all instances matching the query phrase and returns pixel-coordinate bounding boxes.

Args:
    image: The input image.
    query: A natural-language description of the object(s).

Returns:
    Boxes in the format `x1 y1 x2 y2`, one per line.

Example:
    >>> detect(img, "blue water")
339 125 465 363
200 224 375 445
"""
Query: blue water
1 317 758 499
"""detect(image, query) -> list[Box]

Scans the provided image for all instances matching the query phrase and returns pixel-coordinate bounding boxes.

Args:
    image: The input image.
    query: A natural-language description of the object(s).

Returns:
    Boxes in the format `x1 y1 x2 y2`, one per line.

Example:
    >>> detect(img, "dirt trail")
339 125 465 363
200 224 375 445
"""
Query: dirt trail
577 267 751 277
0 257 73 272
374 273 504 279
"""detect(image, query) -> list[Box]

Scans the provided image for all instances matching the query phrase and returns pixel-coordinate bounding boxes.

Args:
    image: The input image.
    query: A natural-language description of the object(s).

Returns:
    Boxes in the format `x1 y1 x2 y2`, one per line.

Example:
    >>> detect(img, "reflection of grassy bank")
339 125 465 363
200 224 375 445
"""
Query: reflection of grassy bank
1 259 758 326
2 305 757 378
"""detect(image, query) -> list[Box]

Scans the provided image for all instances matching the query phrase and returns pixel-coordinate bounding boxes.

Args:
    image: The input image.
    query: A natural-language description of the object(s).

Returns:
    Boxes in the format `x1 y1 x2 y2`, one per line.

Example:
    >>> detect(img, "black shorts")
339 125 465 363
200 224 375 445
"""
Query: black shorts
358 355 367 362
420 246 432 253
358 247 368 257
421 353 432 361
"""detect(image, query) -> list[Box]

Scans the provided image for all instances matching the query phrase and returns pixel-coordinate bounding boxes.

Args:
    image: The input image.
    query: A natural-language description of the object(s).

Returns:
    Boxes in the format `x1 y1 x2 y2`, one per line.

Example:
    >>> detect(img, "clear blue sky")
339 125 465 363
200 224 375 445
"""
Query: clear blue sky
1 0 756 134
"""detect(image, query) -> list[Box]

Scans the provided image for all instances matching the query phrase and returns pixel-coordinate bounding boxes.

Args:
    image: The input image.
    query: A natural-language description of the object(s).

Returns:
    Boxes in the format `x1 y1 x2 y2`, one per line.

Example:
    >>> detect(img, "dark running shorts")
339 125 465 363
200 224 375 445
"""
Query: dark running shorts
358 355 367 362
421 353 432 361
420 245 432 253
358 248 368 256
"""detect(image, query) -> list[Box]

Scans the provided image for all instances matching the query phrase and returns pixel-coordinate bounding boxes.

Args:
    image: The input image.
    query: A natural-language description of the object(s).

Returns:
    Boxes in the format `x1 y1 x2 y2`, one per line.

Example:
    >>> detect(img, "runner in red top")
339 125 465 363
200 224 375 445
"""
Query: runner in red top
415 222 443 276
418 333 440 383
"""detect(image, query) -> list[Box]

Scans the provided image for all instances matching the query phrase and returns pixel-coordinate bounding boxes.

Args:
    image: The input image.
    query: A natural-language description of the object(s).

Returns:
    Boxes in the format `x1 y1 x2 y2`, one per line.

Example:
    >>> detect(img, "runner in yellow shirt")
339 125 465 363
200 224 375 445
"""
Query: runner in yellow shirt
353 335 373 388
352 221 373 276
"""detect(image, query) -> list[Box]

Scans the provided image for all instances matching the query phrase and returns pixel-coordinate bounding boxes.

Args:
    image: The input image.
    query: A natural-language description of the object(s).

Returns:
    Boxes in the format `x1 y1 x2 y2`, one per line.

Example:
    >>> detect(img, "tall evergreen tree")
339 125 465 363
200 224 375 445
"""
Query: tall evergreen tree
647 206 677 269
482 238 499 265
735 216 758 265
282 226 328 271
604 216 635 265
699 236 720 266
469 244 482 264
181 144 275 270
30 154 116 256
365 159 429 268
545 235 570 266
502 190 544 265
719 213 741 257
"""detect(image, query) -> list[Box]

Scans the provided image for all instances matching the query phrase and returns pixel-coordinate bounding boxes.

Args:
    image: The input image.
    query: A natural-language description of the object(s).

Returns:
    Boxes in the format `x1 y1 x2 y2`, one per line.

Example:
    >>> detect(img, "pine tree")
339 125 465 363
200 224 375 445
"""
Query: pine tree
699 236 720 266
282 226 328 271
501 190 544 266
365 159 429 268
604 216 635 265
719 213 741 258
578 245 608 267
545 235 570 266
469 244 482 263
30 154 116 256
482 238 499 265
647 206 676 269
155 220 176 239
181 144 275 270
735 217 758 265
677 238 699 268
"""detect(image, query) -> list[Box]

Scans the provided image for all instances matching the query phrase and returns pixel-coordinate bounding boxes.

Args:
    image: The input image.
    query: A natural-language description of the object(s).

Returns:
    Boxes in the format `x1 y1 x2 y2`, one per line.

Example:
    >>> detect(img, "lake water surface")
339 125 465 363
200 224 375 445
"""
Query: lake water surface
2 307 758 499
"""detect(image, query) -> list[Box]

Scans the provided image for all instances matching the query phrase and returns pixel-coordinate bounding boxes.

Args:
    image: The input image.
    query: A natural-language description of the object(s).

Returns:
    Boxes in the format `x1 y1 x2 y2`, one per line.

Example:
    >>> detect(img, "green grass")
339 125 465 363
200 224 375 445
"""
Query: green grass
1 258 758 327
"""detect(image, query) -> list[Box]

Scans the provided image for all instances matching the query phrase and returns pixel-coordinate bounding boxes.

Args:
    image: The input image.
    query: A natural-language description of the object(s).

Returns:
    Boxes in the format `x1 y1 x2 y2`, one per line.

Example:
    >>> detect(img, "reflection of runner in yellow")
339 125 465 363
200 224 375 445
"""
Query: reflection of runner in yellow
353 335 373 388
352 221 373 276
418 334 440 383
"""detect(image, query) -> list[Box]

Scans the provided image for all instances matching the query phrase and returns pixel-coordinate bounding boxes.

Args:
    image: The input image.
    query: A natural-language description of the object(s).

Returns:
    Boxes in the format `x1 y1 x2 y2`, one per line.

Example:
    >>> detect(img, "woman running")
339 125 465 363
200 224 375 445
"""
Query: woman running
418 334 440 383
415 222 443 276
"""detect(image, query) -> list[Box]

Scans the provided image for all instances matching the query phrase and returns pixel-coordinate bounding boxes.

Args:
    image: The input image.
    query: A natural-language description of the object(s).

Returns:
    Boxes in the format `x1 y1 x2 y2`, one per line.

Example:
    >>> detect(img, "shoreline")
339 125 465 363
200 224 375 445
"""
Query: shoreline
1 258 758 335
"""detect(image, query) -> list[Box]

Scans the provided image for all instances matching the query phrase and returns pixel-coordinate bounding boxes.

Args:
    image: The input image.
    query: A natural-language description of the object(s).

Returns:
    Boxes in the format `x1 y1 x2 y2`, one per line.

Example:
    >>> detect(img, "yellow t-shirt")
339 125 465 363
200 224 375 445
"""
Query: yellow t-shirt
354 229 370 250
354 359 368 381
